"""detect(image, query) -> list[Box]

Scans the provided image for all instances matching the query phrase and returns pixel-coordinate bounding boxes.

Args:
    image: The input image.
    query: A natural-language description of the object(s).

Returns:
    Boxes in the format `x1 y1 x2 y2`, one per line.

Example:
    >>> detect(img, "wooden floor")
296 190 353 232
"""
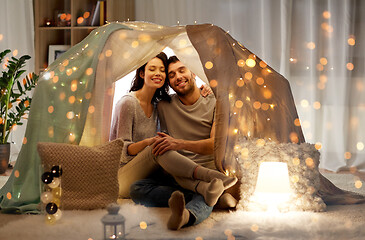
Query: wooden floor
320 168 365 182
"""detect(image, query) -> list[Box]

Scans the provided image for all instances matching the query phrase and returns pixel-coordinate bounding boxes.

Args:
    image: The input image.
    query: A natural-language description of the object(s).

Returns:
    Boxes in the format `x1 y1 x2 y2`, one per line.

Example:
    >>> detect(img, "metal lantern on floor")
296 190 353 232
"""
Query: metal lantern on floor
101 203 125 240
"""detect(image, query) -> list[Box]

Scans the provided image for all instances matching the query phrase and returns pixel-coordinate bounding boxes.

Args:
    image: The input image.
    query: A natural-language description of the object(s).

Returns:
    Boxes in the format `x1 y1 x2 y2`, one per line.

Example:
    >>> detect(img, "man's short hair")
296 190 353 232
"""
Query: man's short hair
167 56 180 66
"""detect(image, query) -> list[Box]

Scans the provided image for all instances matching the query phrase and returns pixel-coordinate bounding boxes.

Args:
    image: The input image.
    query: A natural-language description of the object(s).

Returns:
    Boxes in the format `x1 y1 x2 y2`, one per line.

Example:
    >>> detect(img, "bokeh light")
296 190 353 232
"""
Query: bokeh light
48 106 54 113
315 142 322 150
346 63 354 71
52 76 59 83
305 157 314 168
68 96 76 104
322 11 331 19
131 41 139 48
263 90 272 99
235 100 243 108
261 103 269 111
246 58 256 68
256 77 264 85
357 142 364 151
348 35 356 46
77 17 84 25
88 105 95 113
210 79 218 87
291 175 299 183
300 99 309 108
319 74 328 83
105 49 113 57
205 61 213 69
294 118 301 126
179 39 187 47
319 57 327 65
245 72 252 80
140 221 147 229
253 101 261 109
66 111 75 119
313 101 321 110
86 68 93 76
259 61 267 68
250 224 259 232
292 157 300 165
307 42 316 50
83 12 90 19
355 180 362 189
237 59 245 67
236 78 244 87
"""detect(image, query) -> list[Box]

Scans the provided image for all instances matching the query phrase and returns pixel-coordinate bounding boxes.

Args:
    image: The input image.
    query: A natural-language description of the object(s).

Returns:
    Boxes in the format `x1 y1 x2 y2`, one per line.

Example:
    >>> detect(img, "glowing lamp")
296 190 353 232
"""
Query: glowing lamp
101 204 125 240
251 162 292 211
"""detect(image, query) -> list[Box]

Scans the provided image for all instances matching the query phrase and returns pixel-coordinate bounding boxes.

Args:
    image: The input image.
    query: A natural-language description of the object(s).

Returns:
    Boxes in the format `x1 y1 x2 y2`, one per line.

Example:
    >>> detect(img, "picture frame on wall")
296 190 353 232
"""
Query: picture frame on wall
48 45 70 65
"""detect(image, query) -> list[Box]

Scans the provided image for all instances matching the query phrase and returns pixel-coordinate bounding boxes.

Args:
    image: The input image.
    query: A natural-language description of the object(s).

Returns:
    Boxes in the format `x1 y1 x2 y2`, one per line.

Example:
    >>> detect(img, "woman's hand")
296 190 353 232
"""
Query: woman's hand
152 132 182 155
200 84 213 97
146 135 160 146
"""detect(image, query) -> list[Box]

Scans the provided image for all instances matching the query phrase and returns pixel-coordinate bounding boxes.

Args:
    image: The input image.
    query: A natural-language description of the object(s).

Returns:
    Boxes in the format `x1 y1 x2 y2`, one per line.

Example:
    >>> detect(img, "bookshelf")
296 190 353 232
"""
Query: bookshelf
34 0 135 74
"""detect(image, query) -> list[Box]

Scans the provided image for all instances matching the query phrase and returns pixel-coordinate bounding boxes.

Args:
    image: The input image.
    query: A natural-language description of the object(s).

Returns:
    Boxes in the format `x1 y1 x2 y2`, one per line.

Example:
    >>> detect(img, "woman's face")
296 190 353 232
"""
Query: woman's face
140 57 166 90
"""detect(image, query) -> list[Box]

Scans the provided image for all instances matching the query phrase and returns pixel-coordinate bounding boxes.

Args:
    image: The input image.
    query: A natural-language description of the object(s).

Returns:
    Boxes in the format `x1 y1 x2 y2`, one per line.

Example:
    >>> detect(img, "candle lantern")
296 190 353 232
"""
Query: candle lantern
101 203 126 240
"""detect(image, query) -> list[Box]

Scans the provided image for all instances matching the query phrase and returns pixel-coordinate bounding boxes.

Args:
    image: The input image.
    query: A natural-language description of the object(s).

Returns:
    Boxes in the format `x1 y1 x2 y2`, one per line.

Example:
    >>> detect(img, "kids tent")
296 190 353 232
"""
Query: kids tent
0 22 361 213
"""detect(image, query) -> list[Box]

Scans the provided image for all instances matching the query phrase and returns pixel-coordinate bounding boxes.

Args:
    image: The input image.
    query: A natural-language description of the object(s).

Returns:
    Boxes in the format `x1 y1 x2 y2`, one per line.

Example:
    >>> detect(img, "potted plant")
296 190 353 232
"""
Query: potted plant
0 49 38 174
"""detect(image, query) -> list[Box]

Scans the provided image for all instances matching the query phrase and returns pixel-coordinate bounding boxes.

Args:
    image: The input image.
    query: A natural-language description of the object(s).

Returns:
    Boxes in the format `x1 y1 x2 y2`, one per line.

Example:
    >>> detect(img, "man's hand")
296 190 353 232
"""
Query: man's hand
152 132 182 155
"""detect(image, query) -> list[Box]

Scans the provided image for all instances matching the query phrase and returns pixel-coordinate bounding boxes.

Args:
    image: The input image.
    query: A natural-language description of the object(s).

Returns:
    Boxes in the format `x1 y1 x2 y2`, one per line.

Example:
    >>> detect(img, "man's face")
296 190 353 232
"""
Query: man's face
167 61 196 96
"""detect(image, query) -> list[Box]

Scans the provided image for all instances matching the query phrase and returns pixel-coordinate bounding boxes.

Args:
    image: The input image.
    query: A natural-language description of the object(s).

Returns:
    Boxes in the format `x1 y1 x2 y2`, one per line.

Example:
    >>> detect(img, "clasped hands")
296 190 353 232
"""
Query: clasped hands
150 132 182 155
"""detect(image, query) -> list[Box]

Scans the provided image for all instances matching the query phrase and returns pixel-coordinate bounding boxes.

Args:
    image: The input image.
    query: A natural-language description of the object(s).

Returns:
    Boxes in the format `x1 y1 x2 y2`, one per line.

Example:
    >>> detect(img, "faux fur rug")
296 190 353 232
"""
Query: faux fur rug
0 172 365 240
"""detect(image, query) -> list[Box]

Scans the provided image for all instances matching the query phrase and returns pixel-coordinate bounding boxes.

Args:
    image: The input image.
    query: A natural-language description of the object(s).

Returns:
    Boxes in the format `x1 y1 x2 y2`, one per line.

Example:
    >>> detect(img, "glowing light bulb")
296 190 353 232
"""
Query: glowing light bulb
43 72 51 80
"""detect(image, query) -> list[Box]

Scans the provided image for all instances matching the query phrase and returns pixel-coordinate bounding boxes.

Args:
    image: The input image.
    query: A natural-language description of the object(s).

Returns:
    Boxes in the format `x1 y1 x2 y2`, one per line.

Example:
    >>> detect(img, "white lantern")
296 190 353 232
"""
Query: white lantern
251 162 292 211
101 203 125 240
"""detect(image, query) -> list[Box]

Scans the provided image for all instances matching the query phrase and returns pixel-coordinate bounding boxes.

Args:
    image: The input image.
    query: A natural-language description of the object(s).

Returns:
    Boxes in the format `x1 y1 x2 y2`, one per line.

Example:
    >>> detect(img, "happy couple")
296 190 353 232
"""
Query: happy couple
109 53 237 230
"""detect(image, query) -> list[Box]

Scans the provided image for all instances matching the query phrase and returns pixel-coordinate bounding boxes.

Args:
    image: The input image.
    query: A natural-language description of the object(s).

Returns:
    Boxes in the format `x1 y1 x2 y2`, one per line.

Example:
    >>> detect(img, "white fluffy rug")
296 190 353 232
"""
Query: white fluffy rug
0 172 365 240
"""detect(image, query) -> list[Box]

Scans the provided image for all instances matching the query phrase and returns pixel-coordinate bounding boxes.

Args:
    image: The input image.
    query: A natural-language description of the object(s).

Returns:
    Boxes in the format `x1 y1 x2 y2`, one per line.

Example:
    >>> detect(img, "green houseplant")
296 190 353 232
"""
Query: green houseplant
0 49 38 173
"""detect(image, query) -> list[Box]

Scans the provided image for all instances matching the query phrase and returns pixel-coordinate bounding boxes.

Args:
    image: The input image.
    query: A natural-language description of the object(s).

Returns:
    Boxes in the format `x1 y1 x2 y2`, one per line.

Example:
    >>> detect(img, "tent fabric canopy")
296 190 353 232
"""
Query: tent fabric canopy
0 22 318 213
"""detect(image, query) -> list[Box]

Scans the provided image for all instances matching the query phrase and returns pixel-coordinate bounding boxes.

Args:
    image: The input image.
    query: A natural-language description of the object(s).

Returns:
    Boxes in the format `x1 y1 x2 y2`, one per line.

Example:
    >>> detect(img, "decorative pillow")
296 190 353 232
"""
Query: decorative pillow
234 138 326 212
37 139 123 210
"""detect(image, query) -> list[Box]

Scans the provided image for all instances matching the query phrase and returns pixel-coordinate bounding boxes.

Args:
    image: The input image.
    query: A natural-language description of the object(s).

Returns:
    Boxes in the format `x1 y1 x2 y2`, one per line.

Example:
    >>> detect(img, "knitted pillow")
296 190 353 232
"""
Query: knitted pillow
37 139 123 210
235 138 326 212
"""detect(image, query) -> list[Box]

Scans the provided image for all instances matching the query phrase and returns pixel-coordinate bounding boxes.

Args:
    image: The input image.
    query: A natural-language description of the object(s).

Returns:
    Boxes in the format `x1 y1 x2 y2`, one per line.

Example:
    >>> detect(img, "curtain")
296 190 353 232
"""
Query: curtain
135 0 365 172
0 0 35 162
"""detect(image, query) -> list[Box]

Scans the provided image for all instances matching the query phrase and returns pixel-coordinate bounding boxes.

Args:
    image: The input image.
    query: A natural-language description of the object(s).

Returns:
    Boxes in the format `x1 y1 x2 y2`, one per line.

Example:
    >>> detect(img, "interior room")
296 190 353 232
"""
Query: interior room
0 0 365 239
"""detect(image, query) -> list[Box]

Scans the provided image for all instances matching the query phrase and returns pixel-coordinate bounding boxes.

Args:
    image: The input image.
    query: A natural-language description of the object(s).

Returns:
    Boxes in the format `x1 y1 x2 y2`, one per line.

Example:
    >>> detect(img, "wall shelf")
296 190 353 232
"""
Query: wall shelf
34 0 135 73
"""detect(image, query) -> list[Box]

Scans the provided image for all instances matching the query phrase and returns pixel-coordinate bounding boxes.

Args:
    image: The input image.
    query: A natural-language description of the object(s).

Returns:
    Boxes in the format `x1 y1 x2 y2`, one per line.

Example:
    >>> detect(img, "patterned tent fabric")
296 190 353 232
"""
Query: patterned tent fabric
0 22 361 213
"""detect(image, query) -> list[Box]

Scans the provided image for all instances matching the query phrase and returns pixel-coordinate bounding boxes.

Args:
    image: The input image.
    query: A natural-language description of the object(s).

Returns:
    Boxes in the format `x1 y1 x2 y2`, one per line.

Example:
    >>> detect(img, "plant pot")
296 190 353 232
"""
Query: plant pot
0 143 10 174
